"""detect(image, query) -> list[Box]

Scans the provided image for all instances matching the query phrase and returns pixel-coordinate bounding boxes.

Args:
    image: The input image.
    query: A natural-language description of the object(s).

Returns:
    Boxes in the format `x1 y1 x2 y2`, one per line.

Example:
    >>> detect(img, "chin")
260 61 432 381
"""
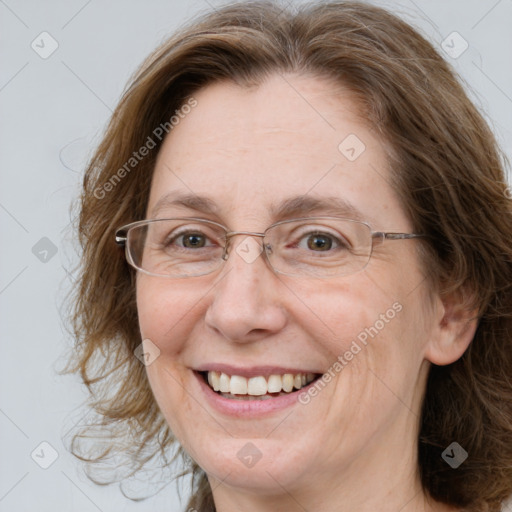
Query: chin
186 433 316 495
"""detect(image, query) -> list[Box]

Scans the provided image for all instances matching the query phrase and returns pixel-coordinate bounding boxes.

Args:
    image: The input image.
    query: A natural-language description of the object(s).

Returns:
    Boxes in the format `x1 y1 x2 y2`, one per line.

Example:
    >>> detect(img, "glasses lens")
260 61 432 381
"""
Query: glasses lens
127 219 225 277
265 218 372 277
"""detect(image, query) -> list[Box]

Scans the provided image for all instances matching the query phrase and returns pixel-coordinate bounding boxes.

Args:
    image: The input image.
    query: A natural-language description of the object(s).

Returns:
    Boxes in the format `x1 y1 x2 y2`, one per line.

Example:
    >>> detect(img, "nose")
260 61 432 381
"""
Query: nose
204 234 287 343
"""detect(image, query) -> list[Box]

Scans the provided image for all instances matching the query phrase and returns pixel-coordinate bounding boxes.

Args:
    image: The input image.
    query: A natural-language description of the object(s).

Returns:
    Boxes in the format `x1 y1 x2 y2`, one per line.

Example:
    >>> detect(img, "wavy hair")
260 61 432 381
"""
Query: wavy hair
60 1 512 511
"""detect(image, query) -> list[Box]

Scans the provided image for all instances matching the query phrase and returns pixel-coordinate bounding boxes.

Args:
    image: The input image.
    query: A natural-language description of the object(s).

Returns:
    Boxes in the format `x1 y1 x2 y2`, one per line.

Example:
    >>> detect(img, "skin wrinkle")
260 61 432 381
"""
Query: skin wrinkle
136 74 473 512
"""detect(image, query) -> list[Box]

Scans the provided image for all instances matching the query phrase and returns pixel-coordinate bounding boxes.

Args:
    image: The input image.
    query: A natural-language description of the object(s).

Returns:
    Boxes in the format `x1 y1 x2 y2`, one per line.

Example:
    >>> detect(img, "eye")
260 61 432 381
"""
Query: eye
294 230 349 252
304 233 335 251
165 229 216 250
179 232 208 248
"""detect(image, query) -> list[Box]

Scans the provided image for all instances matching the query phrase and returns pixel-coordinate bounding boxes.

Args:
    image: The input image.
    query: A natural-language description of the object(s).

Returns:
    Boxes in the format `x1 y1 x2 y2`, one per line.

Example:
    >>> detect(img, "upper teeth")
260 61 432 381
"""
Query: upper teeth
207 371 316 395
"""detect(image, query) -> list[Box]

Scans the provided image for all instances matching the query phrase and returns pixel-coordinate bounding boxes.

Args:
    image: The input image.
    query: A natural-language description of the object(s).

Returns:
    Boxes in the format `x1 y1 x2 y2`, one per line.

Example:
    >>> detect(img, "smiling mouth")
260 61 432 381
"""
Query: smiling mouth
200 371 322 401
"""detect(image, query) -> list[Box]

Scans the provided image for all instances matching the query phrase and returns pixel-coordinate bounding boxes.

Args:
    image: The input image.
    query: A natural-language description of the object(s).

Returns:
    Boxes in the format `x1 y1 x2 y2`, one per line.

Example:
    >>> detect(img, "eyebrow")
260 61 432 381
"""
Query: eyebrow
150 192 369 224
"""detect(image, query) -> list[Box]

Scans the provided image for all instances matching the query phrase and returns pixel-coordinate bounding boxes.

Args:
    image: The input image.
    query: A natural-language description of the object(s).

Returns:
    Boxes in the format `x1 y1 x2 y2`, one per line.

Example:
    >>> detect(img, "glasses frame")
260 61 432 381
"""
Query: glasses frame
115 216 427 279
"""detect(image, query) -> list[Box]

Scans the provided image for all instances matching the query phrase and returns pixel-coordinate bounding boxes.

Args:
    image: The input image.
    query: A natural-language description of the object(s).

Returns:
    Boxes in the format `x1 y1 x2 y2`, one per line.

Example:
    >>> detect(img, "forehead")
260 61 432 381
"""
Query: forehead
148 74 408 230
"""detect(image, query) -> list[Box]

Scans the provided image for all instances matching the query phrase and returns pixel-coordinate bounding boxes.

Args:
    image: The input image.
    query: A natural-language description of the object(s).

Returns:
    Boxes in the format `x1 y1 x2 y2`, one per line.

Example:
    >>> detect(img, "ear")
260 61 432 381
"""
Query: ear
424 289 479 366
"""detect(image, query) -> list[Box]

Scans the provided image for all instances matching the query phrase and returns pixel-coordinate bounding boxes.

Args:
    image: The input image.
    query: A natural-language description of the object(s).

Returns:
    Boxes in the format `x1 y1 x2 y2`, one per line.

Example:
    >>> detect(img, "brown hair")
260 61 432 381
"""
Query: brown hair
60 1 512 511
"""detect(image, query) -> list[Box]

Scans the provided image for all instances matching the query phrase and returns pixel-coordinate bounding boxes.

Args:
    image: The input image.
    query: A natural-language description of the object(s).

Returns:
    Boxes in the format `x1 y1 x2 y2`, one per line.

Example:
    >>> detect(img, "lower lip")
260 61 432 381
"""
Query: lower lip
194 371 316 417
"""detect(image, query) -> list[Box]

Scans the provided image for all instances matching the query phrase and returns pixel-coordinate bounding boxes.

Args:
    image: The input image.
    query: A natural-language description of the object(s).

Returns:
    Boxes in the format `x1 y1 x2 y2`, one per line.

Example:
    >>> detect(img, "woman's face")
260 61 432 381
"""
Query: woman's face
137 74 440 499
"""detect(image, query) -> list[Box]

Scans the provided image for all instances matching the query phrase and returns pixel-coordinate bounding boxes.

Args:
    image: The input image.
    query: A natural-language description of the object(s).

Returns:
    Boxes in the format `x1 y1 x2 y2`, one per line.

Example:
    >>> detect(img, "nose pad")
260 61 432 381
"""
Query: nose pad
221 236 231 261
222 232 266 264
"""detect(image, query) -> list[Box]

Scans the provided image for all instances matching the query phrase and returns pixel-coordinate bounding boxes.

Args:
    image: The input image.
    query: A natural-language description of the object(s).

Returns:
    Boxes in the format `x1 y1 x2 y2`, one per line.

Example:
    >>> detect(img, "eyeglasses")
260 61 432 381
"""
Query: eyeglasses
115 216 426 279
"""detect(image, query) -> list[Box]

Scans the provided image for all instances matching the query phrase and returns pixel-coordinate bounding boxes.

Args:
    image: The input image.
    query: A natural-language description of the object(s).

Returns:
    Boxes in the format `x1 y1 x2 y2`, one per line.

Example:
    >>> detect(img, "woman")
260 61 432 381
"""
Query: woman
63 1 512 511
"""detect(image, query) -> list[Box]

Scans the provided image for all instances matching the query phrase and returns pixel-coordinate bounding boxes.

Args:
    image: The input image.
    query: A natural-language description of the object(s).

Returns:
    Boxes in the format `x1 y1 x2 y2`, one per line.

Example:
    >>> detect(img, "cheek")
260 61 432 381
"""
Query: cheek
136 277 200 351
136 280 199 441
297 274 401 351
136 285 167 340
303 271 428 387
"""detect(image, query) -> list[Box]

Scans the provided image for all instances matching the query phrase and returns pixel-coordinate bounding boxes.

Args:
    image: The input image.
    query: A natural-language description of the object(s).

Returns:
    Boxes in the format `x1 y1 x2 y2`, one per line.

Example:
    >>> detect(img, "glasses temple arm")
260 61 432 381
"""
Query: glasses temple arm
382 233 427 239
115 232 127 246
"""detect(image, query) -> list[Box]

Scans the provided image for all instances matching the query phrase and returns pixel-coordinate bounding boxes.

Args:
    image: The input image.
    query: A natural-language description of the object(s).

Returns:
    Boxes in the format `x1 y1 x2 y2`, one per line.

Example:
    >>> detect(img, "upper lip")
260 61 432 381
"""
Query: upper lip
194 364 322 378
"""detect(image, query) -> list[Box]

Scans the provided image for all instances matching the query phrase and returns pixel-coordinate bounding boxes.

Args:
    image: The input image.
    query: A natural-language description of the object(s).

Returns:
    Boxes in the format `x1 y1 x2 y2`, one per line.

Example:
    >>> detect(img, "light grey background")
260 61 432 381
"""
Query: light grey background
1 1 511 511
